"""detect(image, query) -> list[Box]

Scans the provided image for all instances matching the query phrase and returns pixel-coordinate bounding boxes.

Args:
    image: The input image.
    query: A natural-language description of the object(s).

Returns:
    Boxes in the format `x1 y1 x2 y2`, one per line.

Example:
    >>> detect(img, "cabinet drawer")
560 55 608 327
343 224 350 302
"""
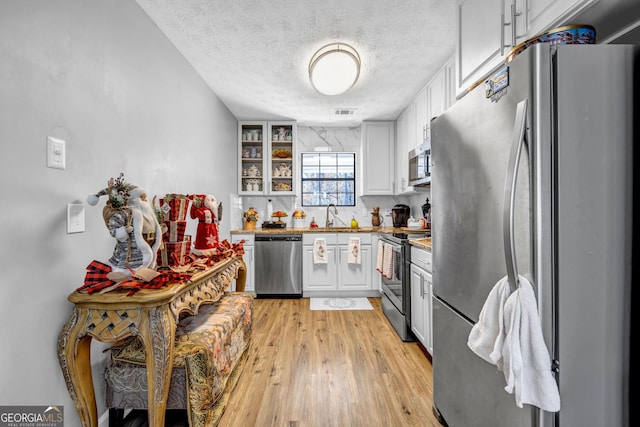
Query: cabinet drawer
231 233 254 245
411 246 432 272
337 233 372 245
303 233 338 245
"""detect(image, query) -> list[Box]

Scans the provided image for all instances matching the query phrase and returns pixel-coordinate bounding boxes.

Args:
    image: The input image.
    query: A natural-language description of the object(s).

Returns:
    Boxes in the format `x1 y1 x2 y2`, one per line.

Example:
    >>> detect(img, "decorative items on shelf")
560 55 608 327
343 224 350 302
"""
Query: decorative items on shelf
155 193 192 267
273 182 292 191
244 179 261 192
273 163 291 177
272 148 292 158
242 129 262 141
242 147 262 158
189 194 222 256
243 207 259 230
86 173 164 277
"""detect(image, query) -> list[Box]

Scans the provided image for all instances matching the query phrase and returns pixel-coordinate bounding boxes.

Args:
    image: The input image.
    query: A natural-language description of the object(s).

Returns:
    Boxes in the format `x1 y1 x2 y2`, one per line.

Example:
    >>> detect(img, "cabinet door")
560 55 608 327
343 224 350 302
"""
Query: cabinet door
231 234 255 292
338 244 371 291
424 270 433 355
410 264 427 346
239 121 267 195
525 0 597 39
395 106 412 194
414 86 428 148
361 121 395 195
303 244 338 291
267 121 296 195
456 0 507 96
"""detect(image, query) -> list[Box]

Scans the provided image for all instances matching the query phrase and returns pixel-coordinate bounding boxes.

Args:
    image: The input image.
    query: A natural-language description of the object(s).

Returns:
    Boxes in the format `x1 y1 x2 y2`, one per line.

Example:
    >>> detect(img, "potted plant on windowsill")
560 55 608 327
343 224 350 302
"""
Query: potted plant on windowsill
243 207 259 230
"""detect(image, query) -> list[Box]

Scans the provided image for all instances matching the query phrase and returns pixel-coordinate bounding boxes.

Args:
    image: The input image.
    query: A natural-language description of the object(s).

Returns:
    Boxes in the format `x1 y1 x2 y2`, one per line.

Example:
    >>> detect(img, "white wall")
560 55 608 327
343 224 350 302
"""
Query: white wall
0 1 237 425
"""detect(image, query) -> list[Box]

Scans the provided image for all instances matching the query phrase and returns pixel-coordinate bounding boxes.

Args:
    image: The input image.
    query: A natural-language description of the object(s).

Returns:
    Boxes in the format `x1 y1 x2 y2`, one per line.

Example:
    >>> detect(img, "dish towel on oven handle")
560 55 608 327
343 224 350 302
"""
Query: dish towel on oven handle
376 240 384 273
313 238 328 264
382 243 394 279
347 237 361 264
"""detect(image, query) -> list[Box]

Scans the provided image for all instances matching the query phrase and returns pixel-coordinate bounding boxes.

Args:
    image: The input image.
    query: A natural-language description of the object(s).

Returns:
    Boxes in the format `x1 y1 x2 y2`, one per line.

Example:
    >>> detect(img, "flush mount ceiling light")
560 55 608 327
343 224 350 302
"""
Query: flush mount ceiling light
309 43 361 96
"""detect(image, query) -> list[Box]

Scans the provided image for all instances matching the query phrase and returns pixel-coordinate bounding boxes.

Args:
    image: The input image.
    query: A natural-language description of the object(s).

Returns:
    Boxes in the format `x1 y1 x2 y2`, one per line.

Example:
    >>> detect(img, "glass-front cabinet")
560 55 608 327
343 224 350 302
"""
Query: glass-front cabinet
238 121 296 196
239 121 267 194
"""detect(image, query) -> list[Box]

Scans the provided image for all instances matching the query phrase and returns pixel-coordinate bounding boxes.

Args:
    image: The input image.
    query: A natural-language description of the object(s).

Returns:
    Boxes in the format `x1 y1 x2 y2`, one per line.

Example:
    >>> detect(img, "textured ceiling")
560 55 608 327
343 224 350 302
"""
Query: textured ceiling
135 0 456 126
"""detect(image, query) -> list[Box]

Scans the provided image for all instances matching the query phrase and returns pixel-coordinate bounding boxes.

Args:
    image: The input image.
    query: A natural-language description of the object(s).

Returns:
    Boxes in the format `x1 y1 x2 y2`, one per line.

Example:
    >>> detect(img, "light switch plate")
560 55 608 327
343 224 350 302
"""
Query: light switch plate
47 136 66 170
67 203 85 233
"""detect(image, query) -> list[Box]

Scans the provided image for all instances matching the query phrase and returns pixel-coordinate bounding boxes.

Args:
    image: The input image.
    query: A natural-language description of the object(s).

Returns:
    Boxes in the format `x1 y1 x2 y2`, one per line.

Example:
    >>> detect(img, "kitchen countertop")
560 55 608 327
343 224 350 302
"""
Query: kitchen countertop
230 226 430 235
409 237 432 250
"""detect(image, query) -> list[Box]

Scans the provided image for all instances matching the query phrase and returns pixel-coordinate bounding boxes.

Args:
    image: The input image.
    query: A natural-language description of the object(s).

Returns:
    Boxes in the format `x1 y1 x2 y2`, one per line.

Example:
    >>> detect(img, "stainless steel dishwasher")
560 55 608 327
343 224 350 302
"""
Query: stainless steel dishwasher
254 234 302 298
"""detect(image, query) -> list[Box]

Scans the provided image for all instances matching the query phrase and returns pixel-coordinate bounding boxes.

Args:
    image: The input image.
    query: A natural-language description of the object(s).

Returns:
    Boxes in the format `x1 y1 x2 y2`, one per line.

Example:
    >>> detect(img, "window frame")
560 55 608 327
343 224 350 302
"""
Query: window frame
300 152 357 207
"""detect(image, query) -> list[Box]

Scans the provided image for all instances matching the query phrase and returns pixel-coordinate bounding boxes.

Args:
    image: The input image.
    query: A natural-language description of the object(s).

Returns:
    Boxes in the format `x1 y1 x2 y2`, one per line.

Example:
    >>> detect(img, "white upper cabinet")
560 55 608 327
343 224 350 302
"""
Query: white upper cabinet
395 105 413 194
361 121 396 196
525 0 598 40
456 0 506 97
414 86 428 150
426 56 455 140
455 0 598 97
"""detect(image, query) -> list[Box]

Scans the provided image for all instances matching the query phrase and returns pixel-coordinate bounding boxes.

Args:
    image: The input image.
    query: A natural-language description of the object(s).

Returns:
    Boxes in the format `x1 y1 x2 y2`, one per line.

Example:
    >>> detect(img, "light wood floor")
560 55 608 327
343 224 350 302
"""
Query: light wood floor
122 297 440 426
217 297 441 427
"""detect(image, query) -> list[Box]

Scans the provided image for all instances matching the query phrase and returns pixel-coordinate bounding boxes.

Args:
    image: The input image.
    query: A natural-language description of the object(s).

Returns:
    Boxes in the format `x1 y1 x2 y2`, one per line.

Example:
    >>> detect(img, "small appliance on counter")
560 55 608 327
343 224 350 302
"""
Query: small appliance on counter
261 221 286 229
391 204 410 227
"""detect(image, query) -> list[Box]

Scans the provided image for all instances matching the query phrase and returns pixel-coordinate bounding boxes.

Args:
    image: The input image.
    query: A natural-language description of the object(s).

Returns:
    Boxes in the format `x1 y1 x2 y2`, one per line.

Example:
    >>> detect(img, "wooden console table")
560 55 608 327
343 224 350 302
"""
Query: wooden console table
57 256 246 427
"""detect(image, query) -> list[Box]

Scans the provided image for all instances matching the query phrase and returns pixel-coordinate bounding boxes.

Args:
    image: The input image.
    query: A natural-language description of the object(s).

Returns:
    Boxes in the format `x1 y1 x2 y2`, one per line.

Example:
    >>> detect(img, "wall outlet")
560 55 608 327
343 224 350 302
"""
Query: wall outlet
67 203 85 233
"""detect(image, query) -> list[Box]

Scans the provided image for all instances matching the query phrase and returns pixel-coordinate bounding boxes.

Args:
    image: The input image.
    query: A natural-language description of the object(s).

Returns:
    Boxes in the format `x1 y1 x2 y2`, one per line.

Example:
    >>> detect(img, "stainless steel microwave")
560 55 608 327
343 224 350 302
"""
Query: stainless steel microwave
408 142 431 186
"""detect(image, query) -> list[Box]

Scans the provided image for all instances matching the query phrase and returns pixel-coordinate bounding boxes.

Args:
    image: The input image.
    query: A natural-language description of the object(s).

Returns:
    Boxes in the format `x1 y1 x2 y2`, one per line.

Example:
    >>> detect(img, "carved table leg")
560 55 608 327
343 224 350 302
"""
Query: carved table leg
139 305 176 427
236 258 247 292
57 308 98 427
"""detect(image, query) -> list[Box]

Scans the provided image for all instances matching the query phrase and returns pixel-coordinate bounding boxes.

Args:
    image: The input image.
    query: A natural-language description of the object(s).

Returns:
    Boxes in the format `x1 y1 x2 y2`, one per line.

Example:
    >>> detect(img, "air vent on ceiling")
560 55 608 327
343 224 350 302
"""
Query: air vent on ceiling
335 108 355 115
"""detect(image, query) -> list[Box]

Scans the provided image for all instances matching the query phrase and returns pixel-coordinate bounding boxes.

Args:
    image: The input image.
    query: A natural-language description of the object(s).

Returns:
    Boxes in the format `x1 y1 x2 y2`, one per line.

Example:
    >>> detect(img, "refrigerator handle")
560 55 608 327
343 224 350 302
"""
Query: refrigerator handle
503 99 528 293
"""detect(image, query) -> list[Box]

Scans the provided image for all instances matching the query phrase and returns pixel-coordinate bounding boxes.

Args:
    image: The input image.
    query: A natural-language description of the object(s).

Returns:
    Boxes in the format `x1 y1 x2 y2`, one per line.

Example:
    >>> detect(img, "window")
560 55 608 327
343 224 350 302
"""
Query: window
301 152 356 206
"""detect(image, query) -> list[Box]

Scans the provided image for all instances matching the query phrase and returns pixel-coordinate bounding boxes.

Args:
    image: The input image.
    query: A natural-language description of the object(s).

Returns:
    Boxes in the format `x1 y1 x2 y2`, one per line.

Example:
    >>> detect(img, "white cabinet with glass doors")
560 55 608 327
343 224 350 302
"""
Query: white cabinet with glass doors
238 121 296 196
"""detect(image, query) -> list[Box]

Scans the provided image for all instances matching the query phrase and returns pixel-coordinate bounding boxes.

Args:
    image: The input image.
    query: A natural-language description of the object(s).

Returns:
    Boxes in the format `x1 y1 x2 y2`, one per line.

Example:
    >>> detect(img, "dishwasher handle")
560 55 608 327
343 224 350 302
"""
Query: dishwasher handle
255 234 302 242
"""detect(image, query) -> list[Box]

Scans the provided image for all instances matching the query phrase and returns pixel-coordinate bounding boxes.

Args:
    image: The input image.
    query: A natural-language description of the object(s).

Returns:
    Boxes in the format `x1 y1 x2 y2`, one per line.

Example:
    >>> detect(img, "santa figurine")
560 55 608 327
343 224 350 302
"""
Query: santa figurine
87 174 163 276
190 194 222 256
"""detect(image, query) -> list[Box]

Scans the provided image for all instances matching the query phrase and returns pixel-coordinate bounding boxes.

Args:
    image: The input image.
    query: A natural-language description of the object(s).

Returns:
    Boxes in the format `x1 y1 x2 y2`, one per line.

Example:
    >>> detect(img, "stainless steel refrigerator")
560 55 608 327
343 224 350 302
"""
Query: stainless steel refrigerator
431 43 634 427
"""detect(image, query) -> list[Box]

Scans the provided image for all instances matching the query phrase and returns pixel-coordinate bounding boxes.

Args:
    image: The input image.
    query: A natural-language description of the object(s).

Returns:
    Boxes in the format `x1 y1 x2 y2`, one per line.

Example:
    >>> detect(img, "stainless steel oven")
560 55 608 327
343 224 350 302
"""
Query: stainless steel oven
379 233 415 341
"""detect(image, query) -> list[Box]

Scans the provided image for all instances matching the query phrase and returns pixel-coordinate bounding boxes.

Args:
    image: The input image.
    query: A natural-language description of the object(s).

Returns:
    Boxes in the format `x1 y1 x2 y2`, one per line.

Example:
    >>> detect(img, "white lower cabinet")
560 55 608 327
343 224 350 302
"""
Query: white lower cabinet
303 233 375 296
230 233 255 293
410 246 433 354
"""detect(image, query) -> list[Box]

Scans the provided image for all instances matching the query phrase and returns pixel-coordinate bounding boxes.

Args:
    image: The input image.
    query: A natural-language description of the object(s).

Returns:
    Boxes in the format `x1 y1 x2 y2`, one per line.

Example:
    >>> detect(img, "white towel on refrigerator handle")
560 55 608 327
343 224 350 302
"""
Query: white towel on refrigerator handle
501 276 560 412
313 238 328 264
347 237 361 264
467 274 561 412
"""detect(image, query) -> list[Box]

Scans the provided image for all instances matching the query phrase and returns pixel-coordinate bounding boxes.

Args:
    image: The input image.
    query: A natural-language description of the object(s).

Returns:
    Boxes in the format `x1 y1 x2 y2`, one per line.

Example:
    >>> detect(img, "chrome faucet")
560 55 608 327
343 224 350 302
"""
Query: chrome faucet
325 203 338 228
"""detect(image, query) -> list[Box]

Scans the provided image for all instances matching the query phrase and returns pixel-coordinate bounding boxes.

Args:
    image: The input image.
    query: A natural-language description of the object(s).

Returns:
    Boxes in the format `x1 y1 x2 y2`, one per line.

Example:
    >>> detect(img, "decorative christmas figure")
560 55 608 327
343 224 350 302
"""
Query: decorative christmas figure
87 174 163 275
190 194 222 256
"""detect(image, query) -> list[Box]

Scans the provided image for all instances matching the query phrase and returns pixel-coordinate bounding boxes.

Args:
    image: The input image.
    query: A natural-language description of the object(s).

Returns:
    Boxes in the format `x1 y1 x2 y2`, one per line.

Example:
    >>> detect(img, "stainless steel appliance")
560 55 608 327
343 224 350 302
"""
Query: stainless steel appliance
391 204 410 227
408 142 431 186
379 232 415 342
254 234 302 298
431 44 634 427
